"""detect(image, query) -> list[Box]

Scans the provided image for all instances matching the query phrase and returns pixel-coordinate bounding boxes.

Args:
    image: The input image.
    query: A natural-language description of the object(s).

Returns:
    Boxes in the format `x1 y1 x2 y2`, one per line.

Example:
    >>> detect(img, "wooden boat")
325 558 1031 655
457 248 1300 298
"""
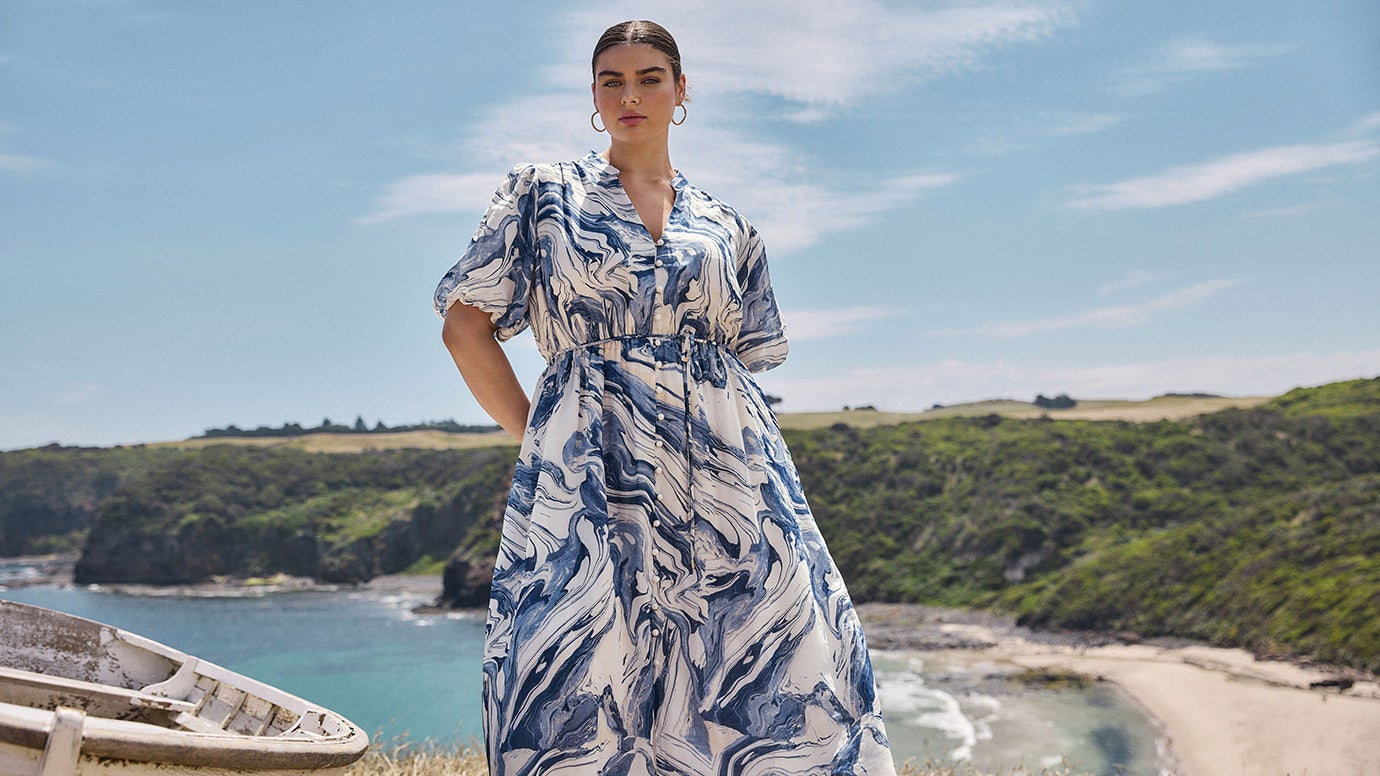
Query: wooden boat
0 600 369 775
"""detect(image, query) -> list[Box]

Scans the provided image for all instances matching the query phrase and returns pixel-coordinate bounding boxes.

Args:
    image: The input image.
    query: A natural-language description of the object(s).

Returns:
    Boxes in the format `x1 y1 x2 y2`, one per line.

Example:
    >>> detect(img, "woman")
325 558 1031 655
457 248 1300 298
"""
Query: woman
435 20 896 776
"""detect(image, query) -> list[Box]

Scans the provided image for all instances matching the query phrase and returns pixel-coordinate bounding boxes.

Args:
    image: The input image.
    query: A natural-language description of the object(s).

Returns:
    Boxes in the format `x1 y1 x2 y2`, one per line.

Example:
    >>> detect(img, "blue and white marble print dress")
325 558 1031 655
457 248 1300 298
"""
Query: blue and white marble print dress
434 151 894 776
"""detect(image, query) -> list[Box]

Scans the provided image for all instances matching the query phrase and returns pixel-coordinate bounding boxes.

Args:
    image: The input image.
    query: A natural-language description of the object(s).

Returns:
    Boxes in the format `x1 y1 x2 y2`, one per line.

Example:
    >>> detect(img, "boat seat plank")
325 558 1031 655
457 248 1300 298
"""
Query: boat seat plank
0 666 197 716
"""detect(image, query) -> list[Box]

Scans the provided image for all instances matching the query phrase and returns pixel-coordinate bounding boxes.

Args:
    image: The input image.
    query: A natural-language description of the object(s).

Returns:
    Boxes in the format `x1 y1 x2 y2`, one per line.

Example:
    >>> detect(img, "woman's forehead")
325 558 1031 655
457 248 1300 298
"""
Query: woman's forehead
593 42 673 74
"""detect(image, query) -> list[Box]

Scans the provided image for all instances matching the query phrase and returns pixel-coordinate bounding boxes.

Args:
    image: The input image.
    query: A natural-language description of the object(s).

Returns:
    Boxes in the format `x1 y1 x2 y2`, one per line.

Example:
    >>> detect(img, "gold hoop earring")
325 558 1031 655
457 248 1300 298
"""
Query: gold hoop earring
590 111 607 133
672 104 687 126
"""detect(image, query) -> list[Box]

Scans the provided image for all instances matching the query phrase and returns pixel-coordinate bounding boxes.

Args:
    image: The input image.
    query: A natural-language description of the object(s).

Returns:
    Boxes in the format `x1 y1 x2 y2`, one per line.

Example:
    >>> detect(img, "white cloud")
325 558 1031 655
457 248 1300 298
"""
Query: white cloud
762 349 1380 412
1240 202 1324 220
566 0 1080 111
783 306 898 341
1066 140 1380 211
358 172 509 224
967 111 1124 157
361 92 961 242
0 152 47 171
363 1 1071 244
933 279 1240 339
1042 112 1124 136
1116 36 1294 96
1345 111 1380 136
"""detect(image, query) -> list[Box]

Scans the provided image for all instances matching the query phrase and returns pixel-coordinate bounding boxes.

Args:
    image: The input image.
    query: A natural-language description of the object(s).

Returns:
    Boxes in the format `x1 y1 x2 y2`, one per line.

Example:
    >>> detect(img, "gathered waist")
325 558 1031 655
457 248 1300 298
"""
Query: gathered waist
550 332 728 356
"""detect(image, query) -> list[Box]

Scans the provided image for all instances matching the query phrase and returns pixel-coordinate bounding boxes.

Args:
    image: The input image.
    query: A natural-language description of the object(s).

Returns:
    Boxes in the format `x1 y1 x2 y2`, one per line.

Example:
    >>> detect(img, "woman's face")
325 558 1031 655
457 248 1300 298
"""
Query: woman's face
591 43 686 144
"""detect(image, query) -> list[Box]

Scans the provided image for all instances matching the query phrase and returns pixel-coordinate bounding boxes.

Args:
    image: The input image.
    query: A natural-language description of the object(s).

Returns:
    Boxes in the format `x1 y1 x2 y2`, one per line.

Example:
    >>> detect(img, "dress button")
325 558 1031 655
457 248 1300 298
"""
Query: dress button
655 238 664 246
651 601 661 611
654 259 663 268
656 412 665 421
651 518 661 527
654 438 663 448
650 628 661 637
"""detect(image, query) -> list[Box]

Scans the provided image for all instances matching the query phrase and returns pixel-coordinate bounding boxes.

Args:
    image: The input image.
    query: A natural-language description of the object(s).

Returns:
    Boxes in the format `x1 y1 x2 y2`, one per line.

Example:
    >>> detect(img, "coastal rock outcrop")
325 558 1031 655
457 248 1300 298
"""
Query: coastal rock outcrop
71 445 514 587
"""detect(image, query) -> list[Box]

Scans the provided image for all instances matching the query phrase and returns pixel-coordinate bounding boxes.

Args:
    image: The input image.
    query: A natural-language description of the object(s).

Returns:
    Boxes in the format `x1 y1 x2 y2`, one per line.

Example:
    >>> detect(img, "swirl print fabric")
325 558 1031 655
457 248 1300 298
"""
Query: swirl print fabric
434 151 895 776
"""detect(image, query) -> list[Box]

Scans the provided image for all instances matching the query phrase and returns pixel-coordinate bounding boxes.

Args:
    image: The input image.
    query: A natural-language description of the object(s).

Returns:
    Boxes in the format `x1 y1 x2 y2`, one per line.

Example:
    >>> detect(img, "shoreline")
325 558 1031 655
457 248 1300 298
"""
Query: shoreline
857 603 1380 776
8 569 1377 774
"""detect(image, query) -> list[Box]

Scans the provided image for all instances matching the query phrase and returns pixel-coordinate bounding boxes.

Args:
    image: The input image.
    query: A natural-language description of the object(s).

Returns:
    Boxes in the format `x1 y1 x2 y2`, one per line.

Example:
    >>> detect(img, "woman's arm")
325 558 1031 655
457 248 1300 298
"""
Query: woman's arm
441 301 532 444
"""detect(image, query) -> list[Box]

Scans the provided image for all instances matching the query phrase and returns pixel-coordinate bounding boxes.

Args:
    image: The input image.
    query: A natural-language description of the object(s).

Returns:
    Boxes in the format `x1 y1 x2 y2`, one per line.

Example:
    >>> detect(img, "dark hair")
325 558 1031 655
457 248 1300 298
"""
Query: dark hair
592 20 683 81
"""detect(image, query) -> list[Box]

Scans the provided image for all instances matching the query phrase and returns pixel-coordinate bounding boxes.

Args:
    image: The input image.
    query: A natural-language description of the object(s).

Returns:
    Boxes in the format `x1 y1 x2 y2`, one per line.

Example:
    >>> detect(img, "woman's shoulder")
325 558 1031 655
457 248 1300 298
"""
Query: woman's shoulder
501 152 621 188
679 176 756 233
500 160 567 184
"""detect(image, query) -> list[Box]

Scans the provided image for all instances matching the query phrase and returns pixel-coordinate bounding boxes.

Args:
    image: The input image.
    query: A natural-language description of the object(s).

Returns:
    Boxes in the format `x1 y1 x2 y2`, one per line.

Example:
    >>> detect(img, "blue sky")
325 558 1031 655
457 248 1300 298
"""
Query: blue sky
2 0 1377 449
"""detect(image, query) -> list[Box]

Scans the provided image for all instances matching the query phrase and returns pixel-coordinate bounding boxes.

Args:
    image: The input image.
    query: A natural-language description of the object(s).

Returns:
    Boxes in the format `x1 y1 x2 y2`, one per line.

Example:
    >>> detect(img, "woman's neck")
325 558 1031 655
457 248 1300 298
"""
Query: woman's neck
604 141 675 182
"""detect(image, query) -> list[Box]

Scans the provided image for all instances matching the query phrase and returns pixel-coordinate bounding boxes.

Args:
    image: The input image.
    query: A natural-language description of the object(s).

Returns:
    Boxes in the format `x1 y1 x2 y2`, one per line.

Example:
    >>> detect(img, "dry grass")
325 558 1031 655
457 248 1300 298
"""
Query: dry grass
993 394 1271 422
777 394 1268 430
149 429 513 453
776 408 934 430
146 395 1270 453
342 742 1084 776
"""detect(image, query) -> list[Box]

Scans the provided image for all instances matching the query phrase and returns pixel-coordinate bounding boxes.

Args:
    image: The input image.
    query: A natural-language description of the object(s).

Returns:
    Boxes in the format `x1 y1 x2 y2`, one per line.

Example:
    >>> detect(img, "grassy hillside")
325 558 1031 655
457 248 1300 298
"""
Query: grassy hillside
0 445 179 555
1267 376 1380 418
3 377 1376 670
998 473 1380 669
73 445 513 585
783 378 1380 670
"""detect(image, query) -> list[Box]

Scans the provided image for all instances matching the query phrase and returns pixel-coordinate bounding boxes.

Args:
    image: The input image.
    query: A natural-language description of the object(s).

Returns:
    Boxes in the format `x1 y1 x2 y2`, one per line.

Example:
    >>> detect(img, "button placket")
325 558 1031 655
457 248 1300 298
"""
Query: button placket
649 351 670 645
652 252 665 332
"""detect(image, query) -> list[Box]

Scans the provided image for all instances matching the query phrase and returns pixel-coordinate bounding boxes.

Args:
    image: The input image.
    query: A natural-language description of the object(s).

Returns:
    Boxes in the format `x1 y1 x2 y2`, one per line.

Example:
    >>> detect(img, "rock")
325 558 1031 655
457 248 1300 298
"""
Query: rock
435 552 492 609
1309 677 1355 692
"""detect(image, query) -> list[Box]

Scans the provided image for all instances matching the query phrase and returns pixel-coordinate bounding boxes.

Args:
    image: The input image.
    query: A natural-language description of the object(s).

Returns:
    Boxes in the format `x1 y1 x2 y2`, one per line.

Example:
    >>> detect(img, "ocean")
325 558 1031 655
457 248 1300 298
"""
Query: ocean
0 579 1166 774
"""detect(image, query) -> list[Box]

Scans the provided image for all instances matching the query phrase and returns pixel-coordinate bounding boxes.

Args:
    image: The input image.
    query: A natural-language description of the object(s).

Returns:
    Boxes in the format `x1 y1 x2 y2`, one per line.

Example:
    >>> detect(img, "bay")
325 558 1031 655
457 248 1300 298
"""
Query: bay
0 583 1166 774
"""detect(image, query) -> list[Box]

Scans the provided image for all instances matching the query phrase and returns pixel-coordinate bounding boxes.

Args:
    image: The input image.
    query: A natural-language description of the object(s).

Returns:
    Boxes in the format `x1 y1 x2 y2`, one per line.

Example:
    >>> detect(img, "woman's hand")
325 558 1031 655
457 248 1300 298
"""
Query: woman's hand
441 302 532 444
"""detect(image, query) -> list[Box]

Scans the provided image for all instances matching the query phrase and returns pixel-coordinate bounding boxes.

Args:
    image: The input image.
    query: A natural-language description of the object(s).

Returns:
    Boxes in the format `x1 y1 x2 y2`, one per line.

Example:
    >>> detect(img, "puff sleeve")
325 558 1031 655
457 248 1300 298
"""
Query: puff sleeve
432 164 539 343
733 223 790 373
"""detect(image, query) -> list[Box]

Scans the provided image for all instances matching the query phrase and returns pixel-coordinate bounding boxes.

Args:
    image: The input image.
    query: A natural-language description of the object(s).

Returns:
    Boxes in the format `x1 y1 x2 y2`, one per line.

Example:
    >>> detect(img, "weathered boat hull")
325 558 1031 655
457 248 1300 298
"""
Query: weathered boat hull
0 600 368 775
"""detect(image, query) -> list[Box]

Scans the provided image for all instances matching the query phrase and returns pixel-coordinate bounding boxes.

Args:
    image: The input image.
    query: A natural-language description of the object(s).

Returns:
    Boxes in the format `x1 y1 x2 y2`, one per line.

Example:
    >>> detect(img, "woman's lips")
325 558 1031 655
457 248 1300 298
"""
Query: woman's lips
619 113 646 125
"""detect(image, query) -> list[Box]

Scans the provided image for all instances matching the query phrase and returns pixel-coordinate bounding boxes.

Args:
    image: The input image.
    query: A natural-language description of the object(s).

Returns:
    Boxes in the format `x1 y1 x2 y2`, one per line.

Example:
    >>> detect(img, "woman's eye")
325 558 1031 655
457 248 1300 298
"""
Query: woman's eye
642 78 661 85
602 80 621 88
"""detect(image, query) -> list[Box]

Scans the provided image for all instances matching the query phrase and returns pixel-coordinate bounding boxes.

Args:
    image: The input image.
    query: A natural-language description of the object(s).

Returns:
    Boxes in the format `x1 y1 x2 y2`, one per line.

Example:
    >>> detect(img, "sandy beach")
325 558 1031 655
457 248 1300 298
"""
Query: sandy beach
858 603 1380 776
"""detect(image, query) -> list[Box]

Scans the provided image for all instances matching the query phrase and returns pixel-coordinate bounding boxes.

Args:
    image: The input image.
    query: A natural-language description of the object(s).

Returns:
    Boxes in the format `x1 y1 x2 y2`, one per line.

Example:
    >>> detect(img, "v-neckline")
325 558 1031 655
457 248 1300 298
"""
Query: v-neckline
621 177 679 243
588 151 683 243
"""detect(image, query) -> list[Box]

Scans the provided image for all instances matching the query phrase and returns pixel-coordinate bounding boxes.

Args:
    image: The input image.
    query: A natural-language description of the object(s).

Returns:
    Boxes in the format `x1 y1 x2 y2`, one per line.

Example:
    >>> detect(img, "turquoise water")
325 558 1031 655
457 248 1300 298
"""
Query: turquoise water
0 584 1166 774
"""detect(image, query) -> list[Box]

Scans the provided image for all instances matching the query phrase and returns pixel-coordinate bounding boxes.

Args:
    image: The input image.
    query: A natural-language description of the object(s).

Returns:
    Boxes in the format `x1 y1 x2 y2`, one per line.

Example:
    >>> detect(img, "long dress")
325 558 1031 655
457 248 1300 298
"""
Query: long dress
434 150 895 776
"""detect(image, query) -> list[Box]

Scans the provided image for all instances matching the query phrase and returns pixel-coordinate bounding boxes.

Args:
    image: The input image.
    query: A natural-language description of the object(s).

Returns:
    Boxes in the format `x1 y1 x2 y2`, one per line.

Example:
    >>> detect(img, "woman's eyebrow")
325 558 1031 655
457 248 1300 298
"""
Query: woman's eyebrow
596 66 670 78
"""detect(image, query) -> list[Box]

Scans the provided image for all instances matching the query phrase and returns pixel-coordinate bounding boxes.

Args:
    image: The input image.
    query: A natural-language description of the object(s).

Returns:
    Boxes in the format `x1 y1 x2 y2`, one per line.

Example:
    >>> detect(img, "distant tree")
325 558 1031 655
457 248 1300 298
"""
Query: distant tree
195 417 500 438
1034 393 1077 409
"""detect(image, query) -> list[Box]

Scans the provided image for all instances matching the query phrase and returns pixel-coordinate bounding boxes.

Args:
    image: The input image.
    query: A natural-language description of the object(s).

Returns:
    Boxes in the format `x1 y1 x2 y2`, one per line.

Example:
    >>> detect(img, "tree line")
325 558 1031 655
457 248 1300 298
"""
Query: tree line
197 417 501 438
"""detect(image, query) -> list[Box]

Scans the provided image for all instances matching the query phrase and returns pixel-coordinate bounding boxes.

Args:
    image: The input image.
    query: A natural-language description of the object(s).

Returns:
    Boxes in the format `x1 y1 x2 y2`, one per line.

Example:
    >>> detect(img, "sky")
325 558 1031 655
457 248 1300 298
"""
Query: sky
2 0 1378 449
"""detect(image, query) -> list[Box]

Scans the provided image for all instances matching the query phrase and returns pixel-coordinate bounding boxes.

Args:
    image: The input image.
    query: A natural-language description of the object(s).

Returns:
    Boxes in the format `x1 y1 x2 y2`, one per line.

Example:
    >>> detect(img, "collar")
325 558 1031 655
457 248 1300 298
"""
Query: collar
582 150 687 191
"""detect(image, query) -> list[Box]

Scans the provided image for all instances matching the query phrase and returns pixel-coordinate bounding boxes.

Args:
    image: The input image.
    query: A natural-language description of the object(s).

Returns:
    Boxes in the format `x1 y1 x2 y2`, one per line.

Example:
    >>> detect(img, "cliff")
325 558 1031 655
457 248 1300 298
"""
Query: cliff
3 377 1377 671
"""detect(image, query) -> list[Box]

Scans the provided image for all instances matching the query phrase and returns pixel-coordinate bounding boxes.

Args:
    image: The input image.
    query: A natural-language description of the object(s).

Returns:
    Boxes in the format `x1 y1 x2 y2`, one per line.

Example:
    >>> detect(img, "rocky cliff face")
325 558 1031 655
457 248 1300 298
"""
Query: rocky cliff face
438 553 493 608
71 445 514 586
